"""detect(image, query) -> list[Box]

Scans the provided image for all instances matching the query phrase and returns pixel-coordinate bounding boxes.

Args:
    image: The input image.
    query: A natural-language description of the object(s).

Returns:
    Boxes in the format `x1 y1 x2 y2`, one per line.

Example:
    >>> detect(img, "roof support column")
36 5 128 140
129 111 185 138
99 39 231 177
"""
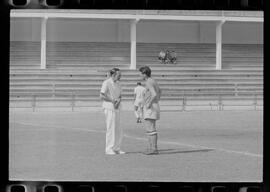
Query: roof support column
41 16 47 70
216 20 225 70
130 19 139 70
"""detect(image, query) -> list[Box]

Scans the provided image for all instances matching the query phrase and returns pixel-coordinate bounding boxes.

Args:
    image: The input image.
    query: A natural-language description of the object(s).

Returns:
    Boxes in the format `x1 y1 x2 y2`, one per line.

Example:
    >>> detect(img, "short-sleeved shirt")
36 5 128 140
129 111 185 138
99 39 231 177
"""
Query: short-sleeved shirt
100 78 122 110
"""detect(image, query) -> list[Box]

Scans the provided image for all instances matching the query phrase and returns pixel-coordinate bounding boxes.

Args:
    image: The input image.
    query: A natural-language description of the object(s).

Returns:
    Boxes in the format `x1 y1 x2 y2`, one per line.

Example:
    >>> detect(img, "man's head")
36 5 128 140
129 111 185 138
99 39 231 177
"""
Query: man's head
137 82 142 86
139 66 151 80
110 68 121 82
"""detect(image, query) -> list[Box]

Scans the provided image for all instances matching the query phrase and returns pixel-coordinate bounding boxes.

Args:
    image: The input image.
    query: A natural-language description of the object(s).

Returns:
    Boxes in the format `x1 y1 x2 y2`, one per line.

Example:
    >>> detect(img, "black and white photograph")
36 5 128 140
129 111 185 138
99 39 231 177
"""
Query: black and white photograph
7 0 264 190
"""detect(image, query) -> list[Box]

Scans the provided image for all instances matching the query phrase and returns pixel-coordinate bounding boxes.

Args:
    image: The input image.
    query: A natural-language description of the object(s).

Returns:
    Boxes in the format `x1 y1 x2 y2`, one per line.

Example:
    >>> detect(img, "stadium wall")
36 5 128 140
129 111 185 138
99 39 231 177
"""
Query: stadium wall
10 18 263 44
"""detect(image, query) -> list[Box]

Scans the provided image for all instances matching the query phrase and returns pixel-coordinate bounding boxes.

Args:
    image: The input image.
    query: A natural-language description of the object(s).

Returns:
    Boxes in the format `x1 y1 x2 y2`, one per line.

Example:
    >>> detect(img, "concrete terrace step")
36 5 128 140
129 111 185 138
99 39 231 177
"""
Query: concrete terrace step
11 41 262 47
9 72 264 79
10 88 263 95
10 69 263 76
138 58 263 62
9 87 263 94
43 66 217 70
43 51 262 57
138 55 263 59
47 58 130 61
223 65 263 69
10 68 264 73
10 73 263 80
46 63 130 67
45 58 257 63
10 59 40 63
137 50 262 55
10 68 263 74
9 77 263 85
46 51 130 55
47 63 216 67
138 59 216 63
10 84 263 90
225 63 263 66
11 42 262 50
46 63 130 66
10 65 130 69
10 81 263 87
10 87 263 95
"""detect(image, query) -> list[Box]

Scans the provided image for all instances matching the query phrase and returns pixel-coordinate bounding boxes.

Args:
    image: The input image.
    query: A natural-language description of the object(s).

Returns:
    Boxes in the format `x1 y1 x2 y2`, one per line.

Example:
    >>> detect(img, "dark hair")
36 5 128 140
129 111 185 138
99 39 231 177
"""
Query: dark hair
110 68 120 76
137 82 141 85
139 66 151 77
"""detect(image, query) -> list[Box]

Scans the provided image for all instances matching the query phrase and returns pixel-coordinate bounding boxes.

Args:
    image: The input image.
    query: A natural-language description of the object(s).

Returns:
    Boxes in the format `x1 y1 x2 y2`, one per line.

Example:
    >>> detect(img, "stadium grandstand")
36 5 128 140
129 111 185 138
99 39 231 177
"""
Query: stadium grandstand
7 0 266 188
9 8 263 111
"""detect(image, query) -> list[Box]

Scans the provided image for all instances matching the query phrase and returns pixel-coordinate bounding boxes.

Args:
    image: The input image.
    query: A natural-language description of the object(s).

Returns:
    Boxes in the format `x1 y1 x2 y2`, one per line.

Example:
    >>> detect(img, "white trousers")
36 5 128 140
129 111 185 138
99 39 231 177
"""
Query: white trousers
134 106 143 119
104 108 123 153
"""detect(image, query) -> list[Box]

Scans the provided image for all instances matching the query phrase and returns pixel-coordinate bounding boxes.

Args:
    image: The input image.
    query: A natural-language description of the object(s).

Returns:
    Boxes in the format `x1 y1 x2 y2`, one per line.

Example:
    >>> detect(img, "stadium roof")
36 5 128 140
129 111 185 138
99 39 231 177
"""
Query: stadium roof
11 10 263 22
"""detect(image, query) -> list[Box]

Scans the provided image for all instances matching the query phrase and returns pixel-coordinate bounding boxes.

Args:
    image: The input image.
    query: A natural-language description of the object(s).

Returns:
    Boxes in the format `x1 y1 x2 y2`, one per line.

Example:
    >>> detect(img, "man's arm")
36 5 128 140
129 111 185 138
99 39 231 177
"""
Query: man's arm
158 87 162 101
114 97 121 109
113 83 122 109
114 86 122 109
100 92 115 103
146 80 157 108
100 81 116 103
134 88 137 101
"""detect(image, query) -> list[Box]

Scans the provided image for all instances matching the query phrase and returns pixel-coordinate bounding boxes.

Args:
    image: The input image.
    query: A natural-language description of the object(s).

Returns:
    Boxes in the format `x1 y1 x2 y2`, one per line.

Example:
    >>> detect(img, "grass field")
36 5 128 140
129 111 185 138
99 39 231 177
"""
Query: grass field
9 110 263 182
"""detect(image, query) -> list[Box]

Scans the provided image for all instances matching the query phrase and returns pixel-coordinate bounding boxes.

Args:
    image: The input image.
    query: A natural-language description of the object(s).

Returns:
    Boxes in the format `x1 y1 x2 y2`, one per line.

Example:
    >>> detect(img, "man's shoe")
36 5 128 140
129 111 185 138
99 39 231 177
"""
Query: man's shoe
143 149 159 155
106 150 117 155
115 150 126 154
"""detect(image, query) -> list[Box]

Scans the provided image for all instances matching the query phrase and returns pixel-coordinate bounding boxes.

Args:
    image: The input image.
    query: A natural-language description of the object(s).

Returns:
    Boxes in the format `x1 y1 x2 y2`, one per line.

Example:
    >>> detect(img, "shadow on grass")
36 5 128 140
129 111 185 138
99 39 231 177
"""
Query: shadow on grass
125 148 214 155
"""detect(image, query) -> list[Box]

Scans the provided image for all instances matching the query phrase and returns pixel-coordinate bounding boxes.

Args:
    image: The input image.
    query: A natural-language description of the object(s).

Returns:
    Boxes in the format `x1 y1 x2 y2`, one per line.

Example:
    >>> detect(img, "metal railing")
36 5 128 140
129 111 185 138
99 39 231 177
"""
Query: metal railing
178 90 262 111
10 80 263 111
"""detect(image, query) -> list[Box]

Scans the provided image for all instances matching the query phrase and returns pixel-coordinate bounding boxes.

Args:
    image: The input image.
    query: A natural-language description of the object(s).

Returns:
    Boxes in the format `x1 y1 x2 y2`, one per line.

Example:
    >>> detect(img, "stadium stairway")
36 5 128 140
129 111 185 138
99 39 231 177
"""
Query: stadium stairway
9 41 263 111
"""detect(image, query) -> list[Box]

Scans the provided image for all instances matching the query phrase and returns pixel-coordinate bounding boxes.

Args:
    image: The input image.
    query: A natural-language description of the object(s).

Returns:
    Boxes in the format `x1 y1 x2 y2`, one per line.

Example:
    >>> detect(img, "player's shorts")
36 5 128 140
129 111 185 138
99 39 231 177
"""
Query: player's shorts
134 99 144 107
143 102 160 120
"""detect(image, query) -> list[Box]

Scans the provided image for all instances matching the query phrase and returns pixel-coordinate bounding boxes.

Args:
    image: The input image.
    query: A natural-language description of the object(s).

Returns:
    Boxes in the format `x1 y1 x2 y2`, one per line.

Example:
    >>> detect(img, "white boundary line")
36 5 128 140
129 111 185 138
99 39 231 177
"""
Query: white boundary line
10 121 263 158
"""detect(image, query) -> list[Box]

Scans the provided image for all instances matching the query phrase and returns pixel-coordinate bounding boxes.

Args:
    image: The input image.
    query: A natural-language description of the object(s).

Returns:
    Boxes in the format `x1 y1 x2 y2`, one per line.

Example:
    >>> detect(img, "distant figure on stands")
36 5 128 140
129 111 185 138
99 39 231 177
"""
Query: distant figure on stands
134 82 146 123
168 50 177 64
158 50 166 64
164 50 170 64
158 50 177 64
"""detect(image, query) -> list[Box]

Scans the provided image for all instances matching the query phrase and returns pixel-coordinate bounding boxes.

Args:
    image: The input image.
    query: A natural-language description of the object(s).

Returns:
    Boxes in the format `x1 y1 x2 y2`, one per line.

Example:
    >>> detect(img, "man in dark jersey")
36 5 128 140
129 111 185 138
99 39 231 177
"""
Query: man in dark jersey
139 66 162 155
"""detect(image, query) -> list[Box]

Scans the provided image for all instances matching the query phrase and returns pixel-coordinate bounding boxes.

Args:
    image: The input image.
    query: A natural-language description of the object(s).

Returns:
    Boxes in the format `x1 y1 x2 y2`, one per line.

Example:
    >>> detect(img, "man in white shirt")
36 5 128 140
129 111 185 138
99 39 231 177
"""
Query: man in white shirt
134 82 146 123
100 68 125 155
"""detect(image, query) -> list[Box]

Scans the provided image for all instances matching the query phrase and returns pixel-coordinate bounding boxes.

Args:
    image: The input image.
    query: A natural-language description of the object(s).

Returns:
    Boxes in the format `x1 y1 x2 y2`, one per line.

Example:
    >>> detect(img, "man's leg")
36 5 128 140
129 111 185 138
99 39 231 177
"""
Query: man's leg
144 119 158 155
151 120 158 150
104 109 116 154
113 110 125 154
113 110 124 153
134 105 140 122
138 106 143 123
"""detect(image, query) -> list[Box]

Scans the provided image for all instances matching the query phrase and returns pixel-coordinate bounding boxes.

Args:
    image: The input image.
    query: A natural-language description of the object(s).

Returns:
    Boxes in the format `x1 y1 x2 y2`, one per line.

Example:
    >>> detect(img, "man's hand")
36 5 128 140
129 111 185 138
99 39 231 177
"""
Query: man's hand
114 98 121 109
146 102 152 109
